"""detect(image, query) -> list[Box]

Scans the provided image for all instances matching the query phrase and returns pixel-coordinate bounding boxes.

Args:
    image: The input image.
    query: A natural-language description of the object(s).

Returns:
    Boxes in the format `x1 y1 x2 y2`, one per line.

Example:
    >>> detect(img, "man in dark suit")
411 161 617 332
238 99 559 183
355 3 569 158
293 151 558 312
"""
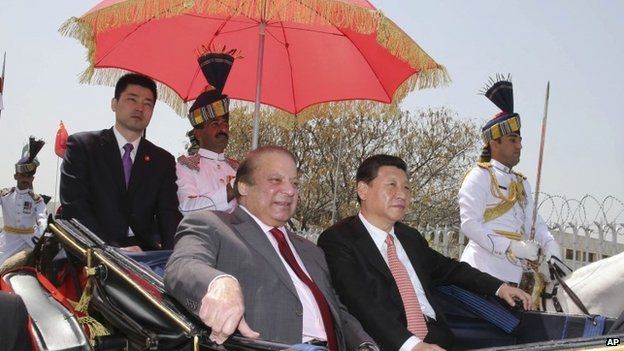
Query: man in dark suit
0 292 33 351
60 74 181 250
165 146 377 351
318 155 531 351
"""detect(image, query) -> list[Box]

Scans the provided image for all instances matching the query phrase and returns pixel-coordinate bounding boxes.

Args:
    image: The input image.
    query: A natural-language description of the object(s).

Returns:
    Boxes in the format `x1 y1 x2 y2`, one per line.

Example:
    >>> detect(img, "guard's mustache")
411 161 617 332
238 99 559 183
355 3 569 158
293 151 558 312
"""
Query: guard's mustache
216 132 229 139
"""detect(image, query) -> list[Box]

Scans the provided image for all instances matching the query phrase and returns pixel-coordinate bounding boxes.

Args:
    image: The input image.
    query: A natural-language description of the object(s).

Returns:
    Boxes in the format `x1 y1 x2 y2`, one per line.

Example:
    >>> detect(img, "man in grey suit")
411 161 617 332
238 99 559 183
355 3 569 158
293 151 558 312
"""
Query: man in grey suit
165 146 377 351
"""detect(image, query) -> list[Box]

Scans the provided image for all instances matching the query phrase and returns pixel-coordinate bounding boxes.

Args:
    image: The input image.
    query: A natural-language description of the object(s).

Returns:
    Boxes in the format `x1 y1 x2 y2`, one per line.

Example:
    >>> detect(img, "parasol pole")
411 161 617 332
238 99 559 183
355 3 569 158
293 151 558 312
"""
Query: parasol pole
331 124 343 223
252 21 267 150
529 81 550 240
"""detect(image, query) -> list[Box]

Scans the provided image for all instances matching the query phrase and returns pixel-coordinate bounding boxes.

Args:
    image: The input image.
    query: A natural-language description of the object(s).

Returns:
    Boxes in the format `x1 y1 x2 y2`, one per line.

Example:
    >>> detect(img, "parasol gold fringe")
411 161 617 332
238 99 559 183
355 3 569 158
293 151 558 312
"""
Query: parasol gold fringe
193 0 382 34
59 0 449 115
227 64 450 127
283 66 450 123
376 13 448 81
60 0 442 73
392 65 451 102
60 0 382 41
84 67 189 116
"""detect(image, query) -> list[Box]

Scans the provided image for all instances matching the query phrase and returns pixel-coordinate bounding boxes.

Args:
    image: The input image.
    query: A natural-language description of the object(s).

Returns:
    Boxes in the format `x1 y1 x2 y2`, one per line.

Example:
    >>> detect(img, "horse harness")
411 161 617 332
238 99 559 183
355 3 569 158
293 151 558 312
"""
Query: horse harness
541 257 591 316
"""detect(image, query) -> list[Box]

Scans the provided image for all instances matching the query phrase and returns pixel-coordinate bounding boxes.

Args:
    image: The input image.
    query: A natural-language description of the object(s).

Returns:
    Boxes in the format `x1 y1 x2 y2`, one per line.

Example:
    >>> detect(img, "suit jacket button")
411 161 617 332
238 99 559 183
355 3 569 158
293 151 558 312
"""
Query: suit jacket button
296 310 303 316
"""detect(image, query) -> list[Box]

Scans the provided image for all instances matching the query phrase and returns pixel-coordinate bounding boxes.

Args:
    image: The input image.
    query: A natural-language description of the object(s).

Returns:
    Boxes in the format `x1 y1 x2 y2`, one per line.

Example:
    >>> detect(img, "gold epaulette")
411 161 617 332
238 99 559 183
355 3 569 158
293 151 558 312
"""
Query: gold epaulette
177 154 200 171
461 162 489 186
28 190 42 203
0 187 14 197
512 170 527 180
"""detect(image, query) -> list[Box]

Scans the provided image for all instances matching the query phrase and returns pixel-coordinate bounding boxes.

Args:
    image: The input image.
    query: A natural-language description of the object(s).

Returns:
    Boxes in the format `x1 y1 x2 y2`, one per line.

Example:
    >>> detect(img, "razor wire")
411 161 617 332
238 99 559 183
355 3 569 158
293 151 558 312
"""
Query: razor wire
536 193 624 226
298 194 624 266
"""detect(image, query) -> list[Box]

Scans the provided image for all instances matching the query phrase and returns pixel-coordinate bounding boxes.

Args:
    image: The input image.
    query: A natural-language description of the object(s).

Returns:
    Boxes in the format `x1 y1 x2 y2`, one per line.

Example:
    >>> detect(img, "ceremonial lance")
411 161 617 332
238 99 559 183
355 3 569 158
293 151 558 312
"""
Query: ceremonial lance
529 82 550 241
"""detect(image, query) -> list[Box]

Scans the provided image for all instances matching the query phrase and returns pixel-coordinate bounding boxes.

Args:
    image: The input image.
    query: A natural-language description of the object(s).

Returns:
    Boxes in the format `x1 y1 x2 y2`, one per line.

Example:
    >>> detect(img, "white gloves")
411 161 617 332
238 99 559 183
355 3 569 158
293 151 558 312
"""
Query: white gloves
508 240 539 261
543 240 562 262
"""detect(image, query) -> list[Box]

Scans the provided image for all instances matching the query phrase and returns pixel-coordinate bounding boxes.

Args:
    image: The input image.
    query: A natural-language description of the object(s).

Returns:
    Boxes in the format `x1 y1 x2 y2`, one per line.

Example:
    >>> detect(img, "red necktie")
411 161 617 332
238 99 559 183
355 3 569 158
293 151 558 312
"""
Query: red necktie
385 234 428 339
269 227 338 351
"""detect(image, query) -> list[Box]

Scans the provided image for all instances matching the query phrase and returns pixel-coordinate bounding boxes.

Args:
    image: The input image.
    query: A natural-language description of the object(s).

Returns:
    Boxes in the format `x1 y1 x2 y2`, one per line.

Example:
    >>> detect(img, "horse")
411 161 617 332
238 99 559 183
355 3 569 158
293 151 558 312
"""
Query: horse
539 251 624 318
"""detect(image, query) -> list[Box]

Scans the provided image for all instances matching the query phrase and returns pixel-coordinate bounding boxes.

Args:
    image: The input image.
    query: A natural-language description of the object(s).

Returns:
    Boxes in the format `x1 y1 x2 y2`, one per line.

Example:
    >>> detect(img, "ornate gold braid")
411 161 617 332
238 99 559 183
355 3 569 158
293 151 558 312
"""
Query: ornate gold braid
482 166 526 222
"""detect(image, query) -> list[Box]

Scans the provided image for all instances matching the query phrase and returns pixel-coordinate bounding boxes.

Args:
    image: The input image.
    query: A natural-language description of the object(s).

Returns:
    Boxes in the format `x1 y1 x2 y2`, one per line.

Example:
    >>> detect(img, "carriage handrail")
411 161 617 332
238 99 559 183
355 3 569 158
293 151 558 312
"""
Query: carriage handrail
48 219 200 336
49 218 303 351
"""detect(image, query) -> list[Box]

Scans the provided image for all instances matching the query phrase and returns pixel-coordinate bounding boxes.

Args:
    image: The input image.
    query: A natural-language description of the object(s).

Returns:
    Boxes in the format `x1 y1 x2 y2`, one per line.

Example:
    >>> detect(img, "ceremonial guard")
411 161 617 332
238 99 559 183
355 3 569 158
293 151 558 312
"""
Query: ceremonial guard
176 50 238 213
0 137 47 265
458 76 561 285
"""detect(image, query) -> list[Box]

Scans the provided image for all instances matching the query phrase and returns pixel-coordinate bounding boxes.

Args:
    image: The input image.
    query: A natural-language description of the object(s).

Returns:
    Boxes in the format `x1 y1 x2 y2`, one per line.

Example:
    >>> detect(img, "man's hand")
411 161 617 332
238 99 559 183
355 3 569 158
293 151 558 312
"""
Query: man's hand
199 277 259 344
412 342 445 351
497 284 533 310
508 240 539 261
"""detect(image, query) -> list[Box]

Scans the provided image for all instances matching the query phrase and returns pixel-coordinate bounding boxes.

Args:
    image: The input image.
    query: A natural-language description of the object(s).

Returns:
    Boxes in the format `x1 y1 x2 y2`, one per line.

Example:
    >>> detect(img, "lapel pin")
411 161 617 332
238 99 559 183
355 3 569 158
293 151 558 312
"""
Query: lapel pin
144 155 151 162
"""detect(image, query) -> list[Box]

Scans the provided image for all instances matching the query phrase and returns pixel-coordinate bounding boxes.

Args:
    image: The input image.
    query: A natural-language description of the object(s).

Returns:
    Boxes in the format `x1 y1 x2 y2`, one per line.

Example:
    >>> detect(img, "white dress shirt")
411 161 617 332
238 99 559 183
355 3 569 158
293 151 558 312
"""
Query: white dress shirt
240 206 326 342
458 159 557 283
359 213 435 351
113 126 140 163
176 148 237 212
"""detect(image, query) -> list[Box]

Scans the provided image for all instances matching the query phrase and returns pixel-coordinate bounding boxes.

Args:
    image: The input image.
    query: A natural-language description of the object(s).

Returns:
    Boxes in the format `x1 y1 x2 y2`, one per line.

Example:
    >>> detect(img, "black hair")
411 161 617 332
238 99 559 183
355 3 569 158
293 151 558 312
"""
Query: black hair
356 154 407 203
234 146 296 198
114 73 158 101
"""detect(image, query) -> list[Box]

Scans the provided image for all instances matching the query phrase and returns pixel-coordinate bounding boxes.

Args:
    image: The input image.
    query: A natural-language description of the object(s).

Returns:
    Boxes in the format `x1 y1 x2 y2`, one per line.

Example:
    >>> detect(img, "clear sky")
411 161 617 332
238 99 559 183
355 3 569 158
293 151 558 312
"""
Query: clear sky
1 1 623 217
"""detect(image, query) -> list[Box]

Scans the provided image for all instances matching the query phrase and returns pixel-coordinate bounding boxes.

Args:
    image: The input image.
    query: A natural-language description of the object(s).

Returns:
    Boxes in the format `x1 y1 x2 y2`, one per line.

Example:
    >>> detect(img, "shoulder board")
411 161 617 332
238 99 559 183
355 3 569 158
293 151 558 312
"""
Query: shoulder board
28 190 42 202
177 154 200 171
0 187 15 197
226 158 239 170
461 164 487 185
512 170 527 180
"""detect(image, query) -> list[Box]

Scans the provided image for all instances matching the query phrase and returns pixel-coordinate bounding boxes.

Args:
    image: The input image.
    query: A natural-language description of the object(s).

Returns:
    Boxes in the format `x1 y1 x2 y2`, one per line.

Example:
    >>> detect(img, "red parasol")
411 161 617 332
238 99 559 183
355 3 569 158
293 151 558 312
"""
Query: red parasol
62 0 448 148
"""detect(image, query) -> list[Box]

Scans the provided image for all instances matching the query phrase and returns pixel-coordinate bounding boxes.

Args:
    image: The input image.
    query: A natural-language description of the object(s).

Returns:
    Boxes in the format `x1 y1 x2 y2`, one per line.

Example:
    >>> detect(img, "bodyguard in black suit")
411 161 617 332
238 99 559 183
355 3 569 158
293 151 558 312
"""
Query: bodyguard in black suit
318 155 531 351
60 74 181 250
0 292 33 351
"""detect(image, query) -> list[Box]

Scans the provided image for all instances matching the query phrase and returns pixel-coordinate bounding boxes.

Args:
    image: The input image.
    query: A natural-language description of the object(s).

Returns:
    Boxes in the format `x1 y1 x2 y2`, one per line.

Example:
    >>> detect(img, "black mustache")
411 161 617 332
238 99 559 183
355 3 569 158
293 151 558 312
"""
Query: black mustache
216 132 229 138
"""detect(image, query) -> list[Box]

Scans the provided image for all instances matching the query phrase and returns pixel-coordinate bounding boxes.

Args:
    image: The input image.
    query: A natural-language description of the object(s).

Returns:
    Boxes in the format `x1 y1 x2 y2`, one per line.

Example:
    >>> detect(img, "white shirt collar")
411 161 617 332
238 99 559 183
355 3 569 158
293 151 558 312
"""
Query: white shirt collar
15 187 30 194
113 126 141 154
240 205 287 235
491 159 512 174
198 148 226 161
358 212 396 250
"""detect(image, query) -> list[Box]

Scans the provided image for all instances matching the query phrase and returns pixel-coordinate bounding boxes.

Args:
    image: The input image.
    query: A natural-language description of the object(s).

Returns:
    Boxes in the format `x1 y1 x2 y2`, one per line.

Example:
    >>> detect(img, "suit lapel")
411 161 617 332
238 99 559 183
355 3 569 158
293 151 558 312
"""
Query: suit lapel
100 128 126 193
232 208 299 298
288 232 325 285
351 217 394 281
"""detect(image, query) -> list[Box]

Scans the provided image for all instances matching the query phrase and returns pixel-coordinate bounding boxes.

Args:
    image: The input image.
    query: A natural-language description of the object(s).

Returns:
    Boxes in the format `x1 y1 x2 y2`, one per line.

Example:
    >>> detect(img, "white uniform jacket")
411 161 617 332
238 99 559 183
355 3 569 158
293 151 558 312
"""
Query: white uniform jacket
0 187 47 264
175 148 238 213
458 159 558 283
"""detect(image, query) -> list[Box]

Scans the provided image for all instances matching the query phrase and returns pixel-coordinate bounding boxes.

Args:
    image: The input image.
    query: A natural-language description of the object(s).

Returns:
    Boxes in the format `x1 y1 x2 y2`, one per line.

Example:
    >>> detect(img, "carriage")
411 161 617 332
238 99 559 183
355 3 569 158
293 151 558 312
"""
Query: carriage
1 218 622 351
